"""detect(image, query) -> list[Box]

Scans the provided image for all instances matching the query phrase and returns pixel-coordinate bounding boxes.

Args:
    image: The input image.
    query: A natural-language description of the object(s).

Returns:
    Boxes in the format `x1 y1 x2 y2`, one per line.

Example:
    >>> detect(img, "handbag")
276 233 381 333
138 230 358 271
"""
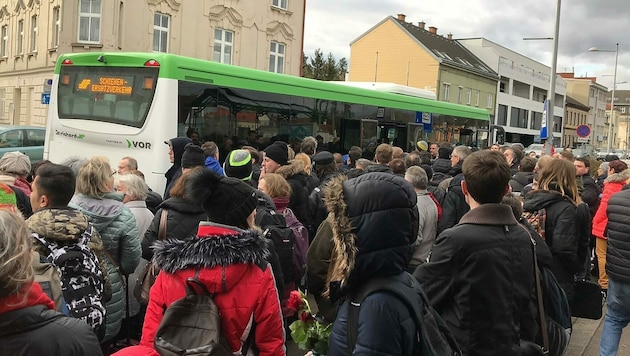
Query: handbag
570 279 603 320
134 209 167 304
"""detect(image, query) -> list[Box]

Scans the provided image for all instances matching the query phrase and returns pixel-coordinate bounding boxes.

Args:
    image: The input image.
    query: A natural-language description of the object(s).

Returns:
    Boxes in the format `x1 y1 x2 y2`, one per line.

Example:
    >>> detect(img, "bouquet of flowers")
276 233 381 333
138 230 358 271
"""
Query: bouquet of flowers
287 290 332 355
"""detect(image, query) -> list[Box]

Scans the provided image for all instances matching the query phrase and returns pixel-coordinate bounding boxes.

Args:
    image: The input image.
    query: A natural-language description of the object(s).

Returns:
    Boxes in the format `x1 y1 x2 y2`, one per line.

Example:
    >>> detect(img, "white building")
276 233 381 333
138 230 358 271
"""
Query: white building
459 37 566 147
0 0 305 126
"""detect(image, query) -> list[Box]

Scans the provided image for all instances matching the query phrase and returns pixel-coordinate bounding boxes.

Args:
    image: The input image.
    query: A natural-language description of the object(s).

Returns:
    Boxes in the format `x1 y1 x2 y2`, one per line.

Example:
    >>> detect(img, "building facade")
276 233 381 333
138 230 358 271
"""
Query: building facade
459 38 566 147
564 95 590 148
559 73 608 149
607 89 630 154
349 14 498 122
0 0 305 126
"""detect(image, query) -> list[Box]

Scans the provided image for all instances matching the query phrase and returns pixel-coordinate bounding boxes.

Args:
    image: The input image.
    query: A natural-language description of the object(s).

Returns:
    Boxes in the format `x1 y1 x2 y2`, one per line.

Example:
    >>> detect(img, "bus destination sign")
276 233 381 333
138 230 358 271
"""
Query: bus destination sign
76 77 133 95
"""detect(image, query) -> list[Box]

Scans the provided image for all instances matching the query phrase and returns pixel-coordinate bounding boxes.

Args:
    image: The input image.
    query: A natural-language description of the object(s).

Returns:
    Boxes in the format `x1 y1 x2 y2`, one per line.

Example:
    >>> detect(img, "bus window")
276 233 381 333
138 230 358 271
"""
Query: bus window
57 66 159 128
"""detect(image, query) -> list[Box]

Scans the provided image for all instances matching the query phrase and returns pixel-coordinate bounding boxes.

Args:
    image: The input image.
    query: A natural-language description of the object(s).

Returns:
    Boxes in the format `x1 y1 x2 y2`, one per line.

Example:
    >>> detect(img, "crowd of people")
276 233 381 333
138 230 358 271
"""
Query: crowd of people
0 133 629 356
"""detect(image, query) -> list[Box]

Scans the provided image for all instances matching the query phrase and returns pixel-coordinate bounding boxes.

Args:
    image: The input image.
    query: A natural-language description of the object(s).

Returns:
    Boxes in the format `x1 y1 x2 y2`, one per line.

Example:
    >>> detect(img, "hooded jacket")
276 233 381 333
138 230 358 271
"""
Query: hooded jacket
276 160 314 236
141 197 206 260
164 137 192 199
69 192 141 342
0 282 103 356
140 224 285 356
604 186 630 284
438 172 469 233
323 173 420 355
592 170 630 239
432 158 452 174
509 171 535 192
523 190 591 300
415 204 537 355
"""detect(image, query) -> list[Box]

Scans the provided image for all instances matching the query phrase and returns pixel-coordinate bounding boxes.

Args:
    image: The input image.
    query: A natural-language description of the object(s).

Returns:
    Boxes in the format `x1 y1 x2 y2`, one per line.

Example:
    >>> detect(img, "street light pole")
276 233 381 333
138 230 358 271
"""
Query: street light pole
547 0 561 150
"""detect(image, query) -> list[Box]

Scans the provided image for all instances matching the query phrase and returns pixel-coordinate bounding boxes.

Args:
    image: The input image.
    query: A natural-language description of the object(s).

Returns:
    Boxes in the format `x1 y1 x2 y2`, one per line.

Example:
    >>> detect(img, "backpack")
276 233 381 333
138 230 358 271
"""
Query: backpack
33 231 107 340
523 208 547 240
154 276 233 356
261 211 296 287
430 172 451 187
427 192 443 223
282 208 309 285
32 250 67 314
347 273 461 356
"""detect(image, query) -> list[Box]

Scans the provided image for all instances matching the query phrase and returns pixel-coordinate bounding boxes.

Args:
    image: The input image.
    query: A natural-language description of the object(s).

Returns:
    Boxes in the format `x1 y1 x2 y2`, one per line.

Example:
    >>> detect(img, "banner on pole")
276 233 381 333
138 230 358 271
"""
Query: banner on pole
540 99 548 140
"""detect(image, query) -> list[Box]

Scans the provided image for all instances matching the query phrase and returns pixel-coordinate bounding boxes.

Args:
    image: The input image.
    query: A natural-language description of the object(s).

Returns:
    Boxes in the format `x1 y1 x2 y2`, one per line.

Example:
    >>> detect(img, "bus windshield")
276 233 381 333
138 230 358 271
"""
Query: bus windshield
57 66 159 128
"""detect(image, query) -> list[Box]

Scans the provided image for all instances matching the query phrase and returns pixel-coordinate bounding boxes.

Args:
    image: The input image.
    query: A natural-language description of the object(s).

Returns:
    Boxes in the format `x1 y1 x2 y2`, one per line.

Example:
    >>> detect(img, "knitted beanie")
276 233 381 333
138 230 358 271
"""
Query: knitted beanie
180 143 205 169
186 169 257 229
263 141 289 166
224 149 253 181
0 151 31 176
416 140 428 151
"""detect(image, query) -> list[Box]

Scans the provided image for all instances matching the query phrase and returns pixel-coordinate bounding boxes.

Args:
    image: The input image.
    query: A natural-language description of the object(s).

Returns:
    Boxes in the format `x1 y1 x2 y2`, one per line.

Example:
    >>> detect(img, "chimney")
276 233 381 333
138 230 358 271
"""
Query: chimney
397 14 406 22
429 26 437 34
418 21 425 29
447 33 453 41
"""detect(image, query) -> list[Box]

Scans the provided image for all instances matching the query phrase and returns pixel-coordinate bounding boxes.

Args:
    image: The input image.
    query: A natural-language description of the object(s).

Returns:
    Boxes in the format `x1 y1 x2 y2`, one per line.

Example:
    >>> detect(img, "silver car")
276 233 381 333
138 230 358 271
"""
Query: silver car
0 125 46 163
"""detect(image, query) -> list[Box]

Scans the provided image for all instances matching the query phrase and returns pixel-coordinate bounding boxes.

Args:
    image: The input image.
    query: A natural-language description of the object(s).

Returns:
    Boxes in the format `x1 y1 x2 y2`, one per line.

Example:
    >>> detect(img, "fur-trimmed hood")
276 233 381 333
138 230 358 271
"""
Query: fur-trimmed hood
276 159 306 179
152 223 270 274
323 172 418 300
604 169 630 184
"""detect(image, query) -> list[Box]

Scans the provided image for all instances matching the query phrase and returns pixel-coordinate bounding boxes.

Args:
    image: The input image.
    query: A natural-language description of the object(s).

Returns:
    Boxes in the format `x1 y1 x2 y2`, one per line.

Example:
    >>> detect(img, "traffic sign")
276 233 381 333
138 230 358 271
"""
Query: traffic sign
576 125 591 138
41 93 50 105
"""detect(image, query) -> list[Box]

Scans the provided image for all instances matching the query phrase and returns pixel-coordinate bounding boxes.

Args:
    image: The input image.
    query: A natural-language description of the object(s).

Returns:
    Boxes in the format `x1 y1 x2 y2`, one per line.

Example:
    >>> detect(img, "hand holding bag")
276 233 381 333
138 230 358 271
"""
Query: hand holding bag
134 209 167 304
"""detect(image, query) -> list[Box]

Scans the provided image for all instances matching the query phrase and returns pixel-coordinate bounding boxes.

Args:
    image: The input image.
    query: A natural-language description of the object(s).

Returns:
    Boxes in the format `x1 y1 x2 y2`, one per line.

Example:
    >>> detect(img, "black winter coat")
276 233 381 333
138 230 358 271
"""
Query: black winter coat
0 305 102 356
432 158 452 174
605 187 630 283
580 175 601 217
523 190 591 300
438 173 469 233
415 204 537 356
509 171 535 192
142 197 206 260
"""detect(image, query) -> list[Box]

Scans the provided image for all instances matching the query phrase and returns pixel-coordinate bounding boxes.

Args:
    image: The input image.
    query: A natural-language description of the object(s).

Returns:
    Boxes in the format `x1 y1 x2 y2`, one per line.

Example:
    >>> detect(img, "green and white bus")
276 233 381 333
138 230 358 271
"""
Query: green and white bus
44 52 490 193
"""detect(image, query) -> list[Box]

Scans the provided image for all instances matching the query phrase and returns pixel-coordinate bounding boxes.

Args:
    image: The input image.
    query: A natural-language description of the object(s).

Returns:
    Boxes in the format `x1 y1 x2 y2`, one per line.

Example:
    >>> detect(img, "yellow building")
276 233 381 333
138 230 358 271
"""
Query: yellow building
349 14 498 121
0 0 305 126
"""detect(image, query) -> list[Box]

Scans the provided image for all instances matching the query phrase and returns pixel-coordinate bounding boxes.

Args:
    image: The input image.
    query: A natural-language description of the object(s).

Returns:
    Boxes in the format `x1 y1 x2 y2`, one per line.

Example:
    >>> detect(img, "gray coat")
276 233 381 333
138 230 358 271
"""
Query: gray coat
69 192 141 342
410 190 439 267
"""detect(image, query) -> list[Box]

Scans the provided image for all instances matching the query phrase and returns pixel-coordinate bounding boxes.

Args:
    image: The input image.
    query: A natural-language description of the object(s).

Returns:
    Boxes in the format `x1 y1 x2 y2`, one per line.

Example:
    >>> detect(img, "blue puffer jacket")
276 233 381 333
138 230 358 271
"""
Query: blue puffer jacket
69 192 141 343
323 173 419 355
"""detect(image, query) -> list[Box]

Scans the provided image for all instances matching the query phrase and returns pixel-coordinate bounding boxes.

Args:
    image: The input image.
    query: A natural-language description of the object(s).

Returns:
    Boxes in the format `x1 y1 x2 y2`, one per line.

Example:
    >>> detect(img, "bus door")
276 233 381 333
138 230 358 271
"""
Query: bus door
361 119 378 153
406 122 423 152
379 122 405 147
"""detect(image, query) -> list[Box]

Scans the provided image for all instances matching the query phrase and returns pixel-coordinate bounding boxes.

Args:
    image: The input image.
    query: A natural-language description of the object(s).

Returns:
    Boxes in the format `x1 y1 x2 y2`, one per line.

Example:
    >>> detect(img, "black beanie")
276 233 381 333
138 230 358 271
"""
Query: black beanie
438 146 452 160
186 169 257 229
224 149 253 181
181 143 206 168
263 141 289 166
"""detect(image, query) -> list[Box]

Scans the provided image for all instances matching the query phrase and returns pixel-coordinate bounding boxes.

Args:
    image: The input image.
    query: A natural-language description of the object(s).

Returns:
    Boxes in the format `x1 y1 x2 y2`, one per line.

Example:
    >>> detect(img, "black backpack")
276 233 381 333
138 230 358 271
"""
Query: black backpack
258 208 296 286
347 273 461 356
154 276 233 356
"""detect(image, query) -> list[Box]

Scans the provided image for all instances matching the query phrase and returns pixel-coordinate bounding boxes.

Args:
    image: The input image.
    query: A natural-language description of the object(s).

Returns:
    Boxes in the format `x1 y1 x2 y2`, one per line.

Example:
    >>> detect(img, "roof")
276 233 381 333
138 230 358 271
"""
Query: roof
565 95 590 111
392 18 498 80
610 90 630 105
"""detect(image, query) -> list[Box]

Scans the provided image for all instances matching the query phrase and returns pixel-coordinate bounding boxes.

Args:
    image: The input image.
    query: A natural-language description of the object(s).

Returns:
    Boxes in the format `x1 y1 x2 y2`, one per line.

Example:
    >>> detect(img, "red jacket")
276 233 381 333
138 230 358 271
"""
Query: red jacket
140 224 286 356
592 171 630 239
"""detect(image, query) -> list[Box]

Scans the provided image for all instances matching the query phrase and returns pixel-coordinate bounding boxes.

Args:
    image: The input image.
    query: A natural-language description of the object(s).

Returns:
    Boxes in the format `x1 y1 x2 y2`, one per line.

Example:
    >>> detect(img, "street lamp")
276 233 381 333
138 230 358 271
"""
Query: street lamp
589 43 619 152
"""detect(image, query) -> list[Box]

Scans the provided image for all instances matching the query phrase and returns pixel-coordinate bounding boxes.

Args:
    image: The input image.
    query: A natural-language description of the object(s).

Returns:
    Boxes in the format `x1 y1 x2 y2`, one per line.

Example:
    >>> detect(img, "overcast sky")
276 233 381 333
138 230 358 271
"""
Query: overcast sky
304 0 630 92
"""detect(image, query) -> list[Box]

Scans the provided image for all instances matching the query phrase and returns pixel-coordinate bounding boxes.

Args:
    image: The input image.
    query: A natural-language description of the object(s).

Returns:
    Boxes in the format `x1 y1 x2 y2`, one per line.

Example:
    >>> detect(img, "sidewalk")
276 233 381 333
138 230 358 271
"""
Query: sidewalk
566 308 630 356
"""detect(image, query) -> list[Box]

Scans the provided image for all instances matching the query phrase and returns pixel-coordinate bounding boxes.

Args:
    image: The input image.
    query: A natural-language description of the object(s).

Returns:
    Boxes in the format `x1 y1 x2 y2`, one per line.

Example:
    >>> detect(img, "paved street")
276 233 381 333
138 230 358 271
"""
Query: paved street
565 307 630 356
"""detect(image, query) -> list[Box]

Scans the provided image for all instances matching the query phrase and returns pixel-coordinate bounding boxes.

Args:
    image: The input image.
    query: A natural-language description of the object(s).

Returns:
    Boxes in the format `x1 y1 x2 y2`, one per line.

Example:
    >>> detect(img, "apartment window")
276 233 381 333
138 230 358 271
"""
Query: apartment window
272 0 288 10
442 83 450 101
497 104 508 126
487 93 494 108
269 41 285 73
475 90 480 106
531 112 542 130
17 20 24 55
52 7 61 47
510 107 528 128
153 13 169 52
553 116 562 133
30 15 37 52
0 25 7 57
78 0 101 43
457 86 463 104
466 89 472 105
213 28 233 64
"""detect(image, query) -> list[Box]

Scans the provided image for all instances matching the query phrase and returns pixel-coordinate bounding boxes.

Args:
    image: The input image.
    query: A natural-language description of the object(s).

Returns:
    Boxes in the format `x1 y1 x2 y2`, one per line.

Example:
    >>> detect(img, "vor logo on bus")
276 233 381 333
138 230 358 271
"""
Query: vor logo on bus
126 139 151 149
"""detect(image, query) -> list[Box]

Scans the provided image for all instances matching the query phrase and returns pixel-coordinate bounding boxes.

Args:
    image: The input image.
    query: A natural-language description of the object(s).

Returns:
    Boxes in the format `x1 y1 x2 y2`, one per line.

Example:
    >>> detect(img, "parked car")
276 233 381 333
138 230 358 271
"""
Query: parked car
0 125 45 163
524 143 544 158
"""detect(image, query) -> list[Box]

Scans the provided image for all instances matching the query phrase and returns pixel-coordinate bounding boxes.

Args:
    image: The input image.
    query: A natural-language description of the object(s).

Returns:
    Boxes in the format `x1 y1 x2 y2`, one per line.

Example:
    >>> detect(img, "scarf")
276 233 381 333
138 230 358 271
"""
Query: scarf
0 282 55 314
272 196 290 213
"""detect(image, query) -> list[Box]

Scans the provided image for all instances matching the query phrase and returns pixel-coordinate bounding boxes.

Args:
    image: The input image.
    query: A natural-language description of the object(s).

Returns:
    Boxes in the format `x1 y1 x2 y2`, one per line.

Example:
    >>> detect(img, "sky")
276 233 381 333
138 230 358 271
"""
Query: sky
303 0 630 92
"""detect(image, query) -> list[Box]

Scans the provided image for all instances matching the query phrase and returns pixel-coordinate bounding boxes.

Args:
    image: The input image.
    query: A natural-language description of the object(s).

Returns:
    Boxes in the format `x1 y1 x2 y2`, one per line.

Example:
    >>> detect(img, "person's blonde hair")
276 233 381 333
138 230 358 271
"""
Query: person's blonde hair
260 173 291 199
75 156 113 198
537 158 582 205
294 153 312 175
0 210 34 299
